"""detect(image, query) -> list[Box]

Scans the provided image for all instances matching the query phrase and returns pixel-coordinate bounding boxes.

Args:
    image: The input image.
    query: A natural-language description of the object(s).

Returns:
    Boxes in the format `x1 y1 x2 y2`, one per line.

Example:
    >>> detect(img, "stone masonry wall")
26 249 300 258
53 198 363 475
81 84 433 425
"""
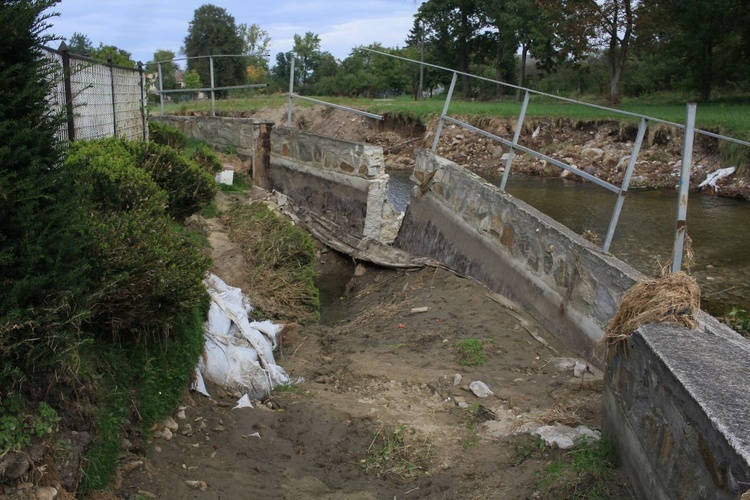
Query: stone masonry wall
270 127 397 243
150 115 272 157
397 148 750 499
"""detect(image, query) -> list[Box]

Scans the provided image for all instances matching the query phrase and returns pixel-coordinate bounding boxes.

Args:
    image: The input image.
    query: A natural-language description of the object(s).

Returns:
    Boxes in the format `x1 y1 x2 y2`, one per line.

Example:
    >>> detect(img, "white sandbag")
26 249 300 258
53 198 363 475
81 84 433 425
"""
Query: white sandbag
194 274 290 400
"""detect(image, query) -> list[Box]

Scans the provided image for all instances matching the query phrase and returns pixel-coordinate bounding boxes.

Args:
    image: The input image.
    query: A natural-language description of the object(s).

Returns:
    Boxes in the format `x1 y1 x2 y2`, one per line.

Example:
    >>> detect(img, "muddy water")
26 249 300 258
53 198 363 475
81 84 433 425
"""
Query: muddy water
386 169 750 317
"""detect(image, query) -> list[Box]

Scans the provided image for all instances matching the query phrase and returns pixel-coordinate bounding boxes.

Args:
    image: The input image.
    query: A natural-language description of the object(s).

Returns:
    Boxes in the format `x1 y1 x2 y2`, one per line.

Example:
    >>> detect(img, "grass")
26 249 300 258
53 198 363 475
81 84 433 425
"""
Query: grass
535 435 622 499
361 424 433 480
220 172 251 193
272 383 308 396
462 402 481 450
455 338 488 366
513 434 548 466
224 201 319 324
153 92 750 140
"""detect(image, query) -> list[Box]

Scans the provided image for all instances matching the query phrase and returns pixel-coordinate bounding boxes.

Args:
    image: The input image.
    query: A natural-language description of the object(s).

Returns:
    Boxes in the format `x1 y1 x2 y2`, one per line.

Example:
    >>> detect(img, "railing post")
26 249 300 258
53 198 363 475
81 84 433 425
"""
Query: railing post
158 61 164 117
108 56 117 136
602 117 648 253
59 42 75 142
209 55 215 117
138 61 147 141
287 58 295 127
671 103 697 273
431 71 458 152
499 90 530 191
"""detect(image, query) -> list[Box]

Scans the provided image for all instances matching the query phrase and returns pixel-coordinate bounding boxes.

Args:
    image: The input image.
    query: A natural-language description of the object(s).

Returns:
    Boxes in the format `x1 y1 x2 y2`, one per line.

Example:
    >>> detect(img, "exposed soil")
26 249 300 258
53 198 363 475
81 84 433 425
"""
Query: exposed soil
107 181 633 499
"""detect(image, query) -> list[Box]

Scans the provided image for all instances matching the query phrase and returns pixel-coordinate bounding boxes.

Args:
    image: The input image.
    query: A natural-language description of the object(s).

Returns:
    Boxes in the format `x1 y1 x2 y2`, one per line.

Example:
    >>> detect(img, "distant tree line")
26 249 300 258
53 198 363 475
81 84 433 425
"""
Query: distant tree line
75 1 750 104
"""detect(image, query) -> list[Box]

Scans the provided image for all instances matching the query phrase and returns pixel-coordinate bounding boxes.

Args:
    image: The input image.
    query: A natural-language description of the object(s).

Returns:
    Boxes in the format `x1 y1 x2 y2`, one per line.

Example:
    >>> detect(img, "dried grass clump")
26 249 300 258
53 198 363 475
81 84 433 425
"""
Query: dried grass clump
535 403 581 427
598 271 700 359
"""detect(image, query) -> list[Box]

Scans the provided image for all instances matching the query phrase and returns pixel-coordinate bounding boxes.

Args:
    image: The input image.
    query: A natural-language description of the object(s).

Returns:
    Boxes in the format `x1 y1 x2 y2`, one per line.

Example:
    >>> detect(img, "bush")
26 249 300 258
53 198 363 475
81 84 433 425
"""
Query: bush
148 121 187 150
127 141 218 220
192 144 223 175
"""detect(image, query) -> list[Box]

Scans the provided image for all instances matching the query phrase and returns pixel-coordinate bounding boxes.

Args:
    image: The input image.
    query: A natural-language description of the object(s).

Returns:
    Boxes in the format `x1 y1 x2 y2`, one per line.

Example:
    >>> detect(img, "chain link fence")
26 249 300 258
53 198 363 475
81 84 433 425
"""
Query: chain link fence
42 43 147 142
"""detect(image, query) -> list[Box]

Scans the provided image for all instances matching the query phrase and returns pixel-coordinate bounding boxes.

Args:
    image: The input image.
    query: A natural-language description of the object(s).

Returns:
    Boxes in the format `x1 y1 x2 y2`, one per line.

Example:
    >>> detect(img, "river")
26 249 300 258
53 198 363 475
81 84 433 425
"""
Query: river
386 169 750 318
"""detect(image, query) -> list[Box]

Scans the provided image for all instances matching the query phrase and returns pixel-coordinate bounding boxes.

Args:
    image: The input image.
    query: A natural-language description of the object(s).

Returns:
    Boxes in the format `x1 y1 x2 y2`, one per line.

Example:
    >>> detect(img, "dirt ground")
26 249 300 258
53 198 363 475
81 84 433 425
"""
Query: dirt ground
113 184 632 499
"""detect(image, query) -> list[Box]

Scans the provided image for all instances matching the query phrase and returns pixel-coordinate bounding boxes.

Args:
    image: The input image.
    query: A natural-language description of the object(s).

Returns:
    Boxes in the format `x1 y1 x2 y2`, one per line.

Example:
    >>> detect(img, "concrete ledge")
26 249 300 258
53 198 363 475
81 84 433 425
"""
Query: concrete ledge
604 323 750 499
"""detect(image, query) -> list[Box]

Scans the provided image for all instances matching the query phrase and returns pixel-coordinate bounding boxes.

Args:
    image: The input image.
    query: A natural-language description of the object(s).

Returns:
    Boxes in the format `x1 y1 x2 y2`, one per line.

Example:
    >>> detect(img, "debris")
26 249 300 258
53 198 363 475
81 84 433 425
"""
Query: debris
533 424 600 450
469 381 494 398
486 292 520 311
185 480 208 491
410 306 430 314
233 394 254 410
698 166 735 191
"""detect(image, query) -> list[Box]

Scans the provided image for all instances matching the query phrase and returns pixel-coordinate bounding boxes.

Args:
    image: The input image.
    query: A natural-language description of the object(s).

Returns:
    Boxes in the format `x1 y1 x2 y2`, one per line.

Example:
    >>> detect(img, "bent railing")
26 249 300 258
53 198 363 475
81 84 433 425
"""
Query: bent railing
363 49 749 267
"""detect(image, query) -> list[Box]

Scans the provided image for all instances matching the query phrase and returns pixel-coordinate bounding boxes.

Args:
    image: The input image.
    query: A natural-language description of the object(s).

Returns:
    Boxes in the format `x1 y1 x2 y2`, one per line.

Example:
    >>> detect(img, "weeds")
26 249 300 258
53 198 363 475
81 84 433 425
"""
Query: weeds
455 339 488 366
725 307 750 338
361 424 433 480
0 397 60 452
512 434 548 466
462 403 481 449
535 435 620 499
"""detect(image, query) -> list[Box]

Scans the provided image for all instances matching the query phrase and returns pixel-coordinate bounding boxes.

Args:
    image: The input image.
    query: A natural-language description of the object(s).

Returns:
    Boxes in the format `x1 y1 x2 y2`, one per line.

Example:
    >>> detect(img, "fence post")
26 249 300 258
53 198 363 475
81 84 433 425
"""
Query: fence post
671 103 697 273
431 71 458 152
602 117 648 253
58 42 75 142
253 123 272 189
499 90 530 191
138 61 147 141
158 62 164 117
210 55 215 117
108 56 117 136
287 58 295 127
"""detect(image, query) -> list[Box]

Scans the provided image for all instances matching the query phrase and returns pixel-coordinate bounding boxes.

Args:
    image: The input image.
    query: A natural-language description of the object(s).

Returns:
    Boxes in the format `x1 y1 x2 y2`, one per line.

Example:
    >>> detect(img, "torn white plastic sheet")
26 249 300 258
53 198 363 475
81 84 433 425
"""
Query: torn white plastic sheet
699 166 736 190
192 274 290 400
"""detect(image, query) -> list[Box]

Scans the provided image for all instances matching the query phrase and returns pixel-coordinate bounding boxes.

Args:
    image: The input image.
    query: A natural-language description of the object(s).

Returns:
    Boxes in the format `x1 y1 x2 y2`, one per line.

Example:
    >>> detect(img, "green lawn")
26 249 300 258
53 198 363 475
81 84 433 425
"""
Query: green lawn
152 92 750 140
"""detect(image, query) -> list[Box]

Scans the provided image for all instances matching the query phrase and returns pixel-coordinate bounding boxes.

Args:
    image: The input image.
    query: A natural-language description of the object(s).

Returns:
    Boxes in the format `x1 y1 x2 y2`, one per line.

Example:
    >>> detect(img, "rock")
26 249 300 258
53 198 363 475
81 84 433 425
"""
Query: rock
469 381 494 398
181 423 194 436
163 416 179 431
533 424 601 450
121 438 133 451
0 451 31 482
581 147 604 162
161 429 173 440
452 373 462 386
35 486 57 500
176 409 187 420
573 361 590 378
354 263 368 277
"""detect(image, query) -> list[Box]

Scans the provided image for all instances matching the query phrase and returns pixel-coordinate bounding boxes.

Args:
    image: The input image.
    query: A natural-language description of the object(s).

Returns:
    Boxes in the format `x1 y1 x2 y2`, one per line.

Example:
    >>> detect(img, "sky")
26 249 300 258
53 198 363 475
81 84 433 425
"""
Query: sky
48 0 423 66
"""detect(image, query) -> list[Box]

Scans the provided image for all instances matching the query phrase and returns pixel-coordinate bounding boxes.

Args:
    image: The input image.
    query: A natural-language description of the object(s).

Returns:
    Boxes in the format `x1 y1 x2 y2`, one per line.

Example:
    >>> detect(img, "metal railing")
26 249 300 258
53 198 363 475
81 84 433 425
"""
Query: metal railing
286 58 384 126
43 43 147 142
153 54 269 117
362 49 749 268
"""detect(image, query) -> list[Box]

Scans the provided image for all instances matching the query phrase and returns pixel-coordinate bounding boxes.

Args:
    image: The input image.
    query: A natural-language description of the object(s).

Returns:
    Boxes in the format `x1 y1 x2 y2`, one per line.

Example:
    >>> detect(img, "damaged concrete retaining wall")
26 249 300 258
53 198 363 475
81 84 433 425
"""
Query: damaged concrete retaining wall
269 127 399 243
396 148 750 499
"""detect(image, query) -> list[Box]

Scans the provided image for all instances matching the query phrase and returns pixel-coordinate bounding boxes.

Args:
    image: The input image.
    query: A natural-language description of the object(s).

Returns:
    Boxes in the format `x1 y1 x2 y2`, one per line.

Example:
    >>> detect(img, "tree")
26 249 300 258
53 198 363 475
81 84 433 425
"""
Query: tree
293 32 322 87
183 4 245 94
67 31 92 56
239 22 271 70
89 42 135 66
147 49 179 90
416 0 484 98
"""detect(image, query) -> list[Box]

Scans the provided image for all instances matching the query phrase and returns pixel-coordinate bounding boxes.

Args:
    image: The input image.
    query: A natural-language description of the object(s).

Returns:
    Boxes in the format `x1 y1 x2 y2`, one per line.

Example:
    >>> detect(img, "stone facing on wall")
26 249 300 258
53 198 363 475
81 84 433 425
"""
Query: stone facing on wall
270 127 396 244
400 148 640 350
151 115 272 158
604 323 750 499
398 148 750 499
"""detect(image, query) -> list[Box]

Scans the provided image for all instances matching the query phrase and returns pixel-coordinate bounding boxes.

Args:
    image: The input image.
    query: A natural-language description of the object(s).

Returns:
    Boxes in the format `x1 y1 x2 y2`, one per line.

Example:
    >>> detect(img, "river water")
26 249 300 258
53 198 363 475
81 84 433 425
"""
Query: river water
386 169 750 317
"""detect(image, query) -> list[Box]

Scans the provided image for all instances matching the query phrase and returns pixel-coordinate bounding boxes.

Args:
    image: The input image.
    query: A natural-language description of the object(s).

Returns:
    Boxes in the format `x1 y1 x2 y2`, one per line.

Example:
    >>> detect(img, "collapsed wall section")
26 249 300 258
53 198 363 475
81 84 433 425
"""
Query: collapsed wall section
270 127 398 243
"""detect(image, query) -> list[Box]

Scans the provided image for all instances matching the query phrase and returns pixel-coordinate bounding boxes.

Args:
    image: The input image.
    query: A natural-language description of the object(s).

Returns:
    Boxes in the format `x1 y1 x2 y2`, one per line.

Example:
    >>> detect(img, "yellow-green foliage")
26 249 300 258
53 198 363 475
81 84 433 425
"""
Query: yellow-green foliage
225 202 319 324
148 121 187 150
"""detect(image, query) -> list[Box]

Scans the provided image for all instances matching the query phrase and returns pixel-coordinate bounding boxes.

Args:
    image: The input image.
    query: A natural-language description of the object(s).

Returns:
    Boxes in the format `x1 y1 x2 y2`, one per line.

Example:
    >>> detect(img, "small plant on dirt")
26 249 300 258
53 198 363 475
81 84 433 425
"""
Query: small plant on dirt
535 435 620 499
0 397 60 452
361 425 433 480
725 307 750 338
455 339 488 366
462 402 481 449
200 201 220 219
272 383 307 396
512 434 548 466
